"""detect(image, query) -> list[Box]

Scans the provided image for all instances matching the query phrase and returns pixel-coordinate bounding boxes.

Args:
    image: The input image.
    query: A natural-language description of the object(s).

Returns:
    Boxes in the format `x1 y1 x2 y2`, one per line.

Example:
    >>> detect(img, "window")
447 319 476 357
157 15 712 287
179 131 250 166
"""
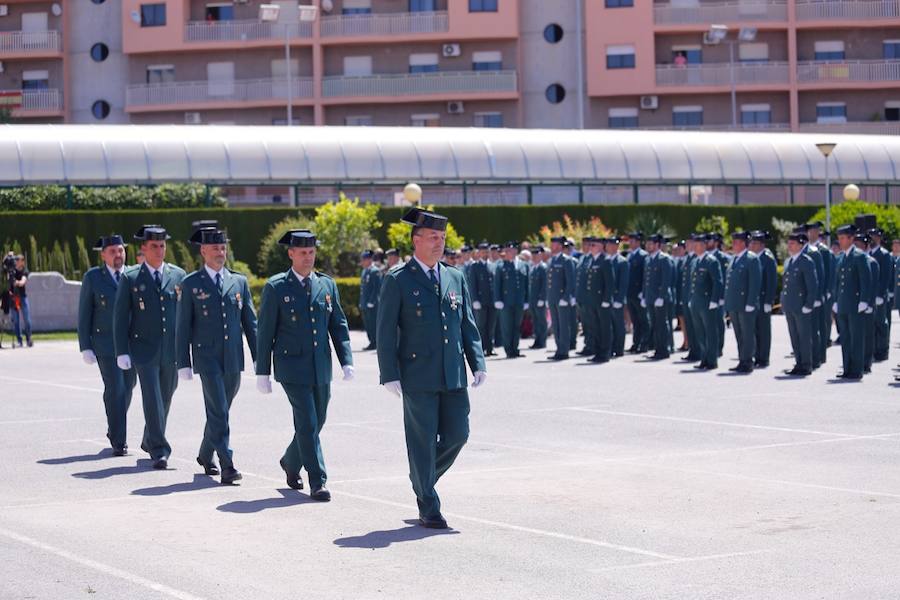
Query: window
272 118 302 125
816 102 847 123
474 112 503 127
411 113 440 127
343 56 373 76
90 42 109 62
608 108 638 129
146 65 175 84
741 103 771 125
271 58 300 78
205 4 234 21
885 101 900 121
739 43 769 63
673 106 703 126
472 51 502 71
91 0 106 4
606 0 633 7
469 0 498 12
409 0 436 11
814 41 844 61
345 115 373 126
140 3 166 27
606 45 635 69
343 0 372 14
544 23 563 44
672 45 701 64
884 40 900 59
21 70 49 90
545 84 566 104
409 53 439 73
91 100 110 120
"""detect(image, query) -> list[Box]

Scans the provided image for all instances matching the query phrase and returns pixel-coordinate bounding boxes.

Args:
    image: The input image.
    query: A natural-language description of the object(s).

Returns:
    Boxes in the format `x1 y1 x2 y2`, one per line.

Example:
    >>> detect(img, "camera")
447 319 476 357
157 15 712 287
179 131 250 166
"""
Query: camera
1 252 15 274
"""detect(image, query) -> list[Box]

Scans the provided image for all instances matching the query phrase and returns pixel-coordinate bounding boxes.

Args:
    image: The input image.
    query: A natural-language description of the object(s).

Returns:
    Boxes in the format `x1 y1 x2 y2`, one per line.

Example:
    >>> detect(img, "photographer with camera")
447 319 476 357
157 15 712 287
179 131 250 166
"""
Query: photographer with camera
3 252 32 348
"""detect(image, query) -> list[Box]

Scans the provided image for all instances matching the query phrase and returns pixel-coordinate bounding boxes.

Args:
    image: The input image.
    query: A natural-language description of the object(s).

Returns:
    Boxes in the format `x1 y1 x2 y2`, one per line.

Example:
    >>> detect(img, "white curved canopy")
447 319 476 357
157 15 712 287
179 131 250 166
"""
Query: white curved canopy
0 124 895 186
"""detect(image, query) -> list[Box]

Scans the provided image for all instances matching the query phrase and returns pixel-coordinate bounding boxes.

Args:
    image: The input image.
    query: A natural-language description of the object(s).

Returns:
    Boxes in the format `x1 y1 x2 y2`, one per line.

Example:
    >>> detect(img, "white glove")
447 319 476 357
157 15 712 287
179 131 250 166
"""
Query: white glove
876 296 884 306
252 361 256 373
570 297 577 307
613 302 623 309
601 302 610 308
745 305 755 313
801 306 813 314
178 368 193 381
858 302 869 313
764 304 772 314
654 298 664 308
718 299 725 307
81 350 97 365
473 301 482 310
116 355 132 370
342 365 355 381
889 293 895 300
708 301 717 310
366 303 375 308
523 303 530 310
537 300 545 308
256 375 272 395
472 371 487 387
638 293 643 301
384 380 402 398
867 307 874 314
814 300 822 308
827 292 832 300
640 299 647 308
832 302 838 313
494 301 504 310
559 299 569 307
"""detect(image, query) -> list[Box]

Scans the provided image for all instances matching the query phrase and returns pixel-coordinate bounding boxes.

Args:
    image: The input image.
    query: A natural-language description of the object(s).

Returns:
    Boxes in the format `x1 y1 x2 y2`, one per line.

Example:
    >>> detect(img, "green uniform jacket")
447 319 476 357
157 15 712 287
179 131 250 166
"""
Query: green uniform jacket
113 263 187 366
626 248 646 300
759 250 778 308
529 261 548 306
575 254 593 305
587 255 614 307
642 252 674 305
815 241 834 300
802 245 825 303
724 250 762 313
493 260 527 306
468 260 494 306
689 253 724 308
376 260 486 392
870 246 893 301
678 254 696 311
78 266 120 358
612 255 629 304
176 268 258 375
359 264 383 307
834 247 873 315
255 270 353 385
780 253 817 312
547 253 576 303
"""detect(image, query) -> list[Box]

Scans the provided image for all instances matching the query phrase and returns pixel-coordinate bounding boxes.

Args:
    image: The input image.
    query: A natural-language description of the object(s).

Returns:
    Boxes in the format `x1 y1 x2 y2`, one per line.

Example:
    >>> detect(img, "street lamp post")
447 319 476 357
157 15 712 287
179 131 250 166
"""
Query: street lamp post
259 3 318 127
705 25 757 129
816 142 837 240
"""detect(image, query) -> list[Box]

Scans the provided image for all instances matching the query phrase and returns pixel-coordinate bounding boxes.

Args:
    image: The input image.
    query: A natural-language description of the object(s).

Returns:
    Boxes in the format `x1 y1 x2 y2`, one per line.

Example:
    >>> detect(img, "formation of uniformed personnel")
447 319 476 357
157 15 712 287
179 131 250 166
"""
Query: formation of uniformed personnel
677 238 700 362
641 234 674 360
672 241 689 353
78 235 137 456
376 207 486 529
547 236 577 360
805 222 835 357
867 228 892 362
175 227 258 484
359 250 382 351
723 231 761 373
605 237 629 357
749 231 777 368
586 237 615 363
528 246 549 349
467 242 495 356
781 231 818 376
832 224 873 381
575 239 595 356
493 242 528 358
854 232 879 374
624 233 650 354
113 225 187 469
792 225 826 369
706 234 731 357
689 233 725 370
256 229 354 501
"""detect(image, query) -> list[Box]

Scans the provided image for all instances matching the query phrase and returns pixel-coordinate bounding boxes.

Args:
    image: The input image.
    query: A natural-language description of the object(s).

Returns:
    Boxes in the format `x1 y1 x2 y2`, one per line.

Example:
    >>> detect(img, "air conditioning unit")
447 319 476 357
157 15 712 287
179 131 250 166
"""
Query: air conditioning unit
447 101 465 114
184 112 202 124
0 5 8 17
233 0 249 4
442 43 461 58
640 95 659 110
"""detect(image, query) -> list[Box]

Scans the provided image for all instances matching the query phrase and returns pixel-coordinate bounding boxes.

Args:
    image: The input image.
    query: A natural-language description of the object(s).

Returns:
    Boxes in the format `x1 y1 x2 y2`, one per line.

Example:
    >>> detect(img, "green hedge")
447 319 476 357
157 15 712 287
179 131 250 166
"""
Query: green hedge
249 275 362 330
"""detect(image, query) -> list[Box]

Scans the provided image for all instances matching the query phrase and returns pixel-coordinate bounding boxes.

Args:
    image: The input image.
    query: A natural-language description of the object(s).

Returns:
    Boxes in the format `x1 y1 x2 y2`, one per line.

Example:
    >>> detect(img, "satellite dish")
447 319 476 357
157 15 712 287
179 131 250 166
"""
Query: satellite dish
51 3 62 16
130 10 141 24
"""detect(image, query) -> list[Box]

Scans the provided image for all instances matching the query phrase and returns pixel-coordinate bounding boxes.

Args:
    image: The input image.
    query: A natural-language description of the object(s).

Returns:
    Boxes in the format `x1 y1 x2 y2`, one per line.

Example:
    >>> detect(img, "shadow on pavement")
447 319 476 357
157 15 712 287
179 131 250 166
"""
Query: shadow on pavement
132 474 221 496
72 459 157 479
216 489 314 514
333 520 459 549
38 449 114 465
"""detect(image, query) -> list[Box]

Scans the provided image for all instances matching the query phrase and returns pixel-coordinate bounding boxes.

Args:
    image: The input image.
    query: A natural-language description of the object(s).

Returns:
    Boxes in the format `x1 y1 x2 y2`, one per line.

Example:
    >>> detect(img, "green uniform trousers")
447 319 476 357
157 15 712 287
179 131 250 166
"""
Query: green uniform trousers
730 311 757 368
627 297 650 351
691 304 719 368
499 306 524 357
754 311 772 365
198 371 241 470
593 305 612 361
281 383 330 489
874 303 889 361
362 307 378 347
650 305 671 358
97 357 137 450
836 313 865 378
548 304 574 357
785 310 813 372
611 306 626 355
864 311 875 371
530 305 548 348
135 362 177 460
578 306 594 354
475 307 493 354
811 306 824 368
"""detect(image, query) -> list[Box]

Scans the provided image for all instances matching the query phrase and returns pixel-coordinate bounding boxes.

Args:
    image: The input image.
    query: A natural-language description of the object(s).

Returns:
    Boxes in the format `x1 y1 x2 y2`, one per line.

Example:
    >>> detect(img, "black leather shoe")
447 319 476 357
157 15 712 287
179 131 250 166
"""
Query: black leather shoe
221 466 242 485
363 343 377 351
419 514 449 529
151 457 168 470
754 361 769 368
280 458 303 490
693 363 708 370
844 373 863 381
112 446 128 457
589 356 609 364
550 354 569 361
197 457 220 476
310 485 331 502
734 364 753 373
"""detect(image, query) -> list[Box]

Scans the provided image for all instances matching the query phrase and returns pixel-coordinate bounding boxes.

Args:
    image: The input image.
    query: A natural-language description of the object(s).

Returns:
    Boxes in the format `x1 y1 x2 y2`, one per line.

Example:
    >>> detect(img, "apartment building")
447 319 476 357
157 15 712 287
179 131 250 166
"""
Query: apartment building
586 0 900 135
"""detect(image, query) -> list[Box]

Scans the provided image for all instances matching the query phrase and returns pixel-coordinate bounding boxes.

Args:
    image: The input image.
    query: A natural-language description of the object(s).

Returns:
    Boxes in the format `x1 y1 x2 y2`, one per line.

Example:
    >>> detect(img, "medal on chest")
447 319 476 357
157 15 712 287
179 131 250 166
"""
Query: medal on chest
325 293 333 312
449 291 458 310
235 292 242 310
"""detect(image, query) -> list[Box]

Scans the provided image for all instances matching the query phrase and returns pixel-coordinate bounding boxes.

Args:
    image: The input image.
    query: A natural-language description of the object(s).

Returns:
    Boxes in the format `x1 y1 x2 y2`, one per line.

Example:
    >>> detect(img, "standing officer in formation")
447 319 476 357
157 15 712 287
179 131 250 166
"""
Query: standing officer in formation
672 241 690 353
113 225 186 469
468 242 495 356
587 237 614 363
707 234 731 357
359 250 382 351
489 244 504 351
384 248 403 271
547 236 576 360
78 235 137 456
677 236 700 363
641 234 674 360
796 225 826 369
750 231 777 368
605 237 629 357
493 242 527 358
867 228 892 362
624 233 650 354
376 208 486 529
832 224 872 381
723 231 761 373
575 238 595 356
256 229 354 500
781 231 818 377
689 233 724 371
805 222 834 354
175 227 258 485
528 246 549 349
855 232 879 374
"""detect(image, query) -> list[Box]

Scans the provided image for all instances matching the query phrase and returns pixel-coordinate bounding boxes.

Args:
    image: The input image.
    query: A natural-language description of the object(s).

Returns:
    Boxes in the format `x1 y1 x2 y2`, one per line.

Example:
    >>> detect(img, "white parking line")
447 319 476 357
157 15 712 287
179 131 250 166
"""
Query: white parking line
0 375 102 394
591 549 773 573
0 416 103 425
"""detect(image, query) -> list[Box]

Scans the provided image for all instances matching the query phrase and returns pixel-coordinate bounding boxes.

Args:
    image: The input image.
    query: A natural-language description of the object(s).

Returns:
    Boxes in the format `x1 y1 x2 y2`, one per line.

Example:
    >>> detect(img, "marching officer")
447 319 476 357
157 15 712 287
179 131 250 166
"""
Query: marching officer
833 225 873 381
175 227 258 485
750 231 777 368
256 229 354 501
868 228 892 362
113 225 187 469
724 231 761 373
78 234 137 456
624 233 650 354
493 242 527 358
587 237 615 363
359 250 382 351
689 234 724 371
547 236 576 360
528 246 549 349
782 231 818 377
468 242 495 356
376 208 486 529
606 237 629 357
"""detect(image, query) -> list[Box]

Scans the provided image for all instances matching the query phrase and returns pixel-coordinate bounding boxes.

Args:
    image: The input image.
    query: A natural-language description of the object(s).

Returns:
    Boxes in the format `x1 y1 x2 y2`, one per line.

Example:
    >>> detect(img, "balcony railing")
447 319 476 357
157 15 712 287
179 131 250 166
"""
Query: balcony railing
639 122 791 131
0 89 63 112
320 11 449 37
653 1 787 24
184 20 312 42
126 77 314 107
0 30 61 54
322 69 518 98
796 0 900 20
656 62 790 86
798 121 900 134
797 60 900 83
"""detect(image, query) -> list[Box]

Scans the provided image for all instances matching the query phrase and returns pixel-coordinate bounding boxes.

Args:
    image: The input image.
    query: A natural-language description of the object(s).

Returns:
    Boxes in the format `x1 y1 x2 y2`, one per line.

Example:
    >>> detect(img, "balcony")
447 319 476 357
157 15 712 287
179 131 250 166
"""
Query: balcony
0 89 63 115
797 60 900 83
639 123 790 131
0 30 62 55
125 77 314 109
653 1 787 25
656 62 790 86
320 11 449 37
795 0 900 21
798 121 900 134
184 20 312 43
322 70 518 98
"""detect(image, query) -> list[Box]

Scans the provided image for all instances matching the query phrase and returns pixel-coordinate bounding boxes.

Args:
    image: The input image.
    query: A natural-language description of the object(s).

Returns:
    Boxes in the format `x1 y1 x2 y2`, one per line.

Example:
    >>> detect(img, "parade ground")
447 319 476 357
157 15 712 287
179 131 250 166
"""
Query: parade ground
2 320 899 600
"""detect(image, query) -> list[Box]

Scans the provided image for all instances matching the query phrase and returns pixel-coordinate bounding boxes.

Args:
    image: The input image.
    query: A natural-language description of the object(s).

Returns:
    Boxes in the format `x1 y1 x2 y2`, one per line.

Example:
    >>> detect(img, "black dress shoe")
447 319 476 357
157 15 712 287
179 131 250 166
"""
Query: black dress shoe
151 457 168 470
646 354 669 361
734 364 753 374
363 343 377 351
754 361 769 368
112 446 128 457
279 457 303 490
844 373 863 381
419 514 449 529
310 485 331 502
197 457 220 476
589 356 610 364
549 354 569 361
221 466 242 485
693 363 708 370
577 349 592 356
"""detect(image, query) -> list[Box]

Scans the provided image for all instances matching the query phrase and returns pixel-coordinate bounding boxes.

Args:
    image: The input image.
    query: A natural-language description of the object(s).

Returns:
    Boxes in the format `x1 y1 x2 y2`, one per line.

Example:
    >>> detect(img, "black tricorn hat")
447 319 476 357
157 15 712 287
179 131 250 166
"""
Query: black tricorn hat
401 207 448 231
626 231 644 240
385 248 399 256
750 230 771 241
835 224 858 236
93 234 128 251
788 232 808 243
647 233 666 244
278 229 319 248
189 228 229 245
549 236 566 244
732 231 751 241
134 224 170 241
191 219 219 233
